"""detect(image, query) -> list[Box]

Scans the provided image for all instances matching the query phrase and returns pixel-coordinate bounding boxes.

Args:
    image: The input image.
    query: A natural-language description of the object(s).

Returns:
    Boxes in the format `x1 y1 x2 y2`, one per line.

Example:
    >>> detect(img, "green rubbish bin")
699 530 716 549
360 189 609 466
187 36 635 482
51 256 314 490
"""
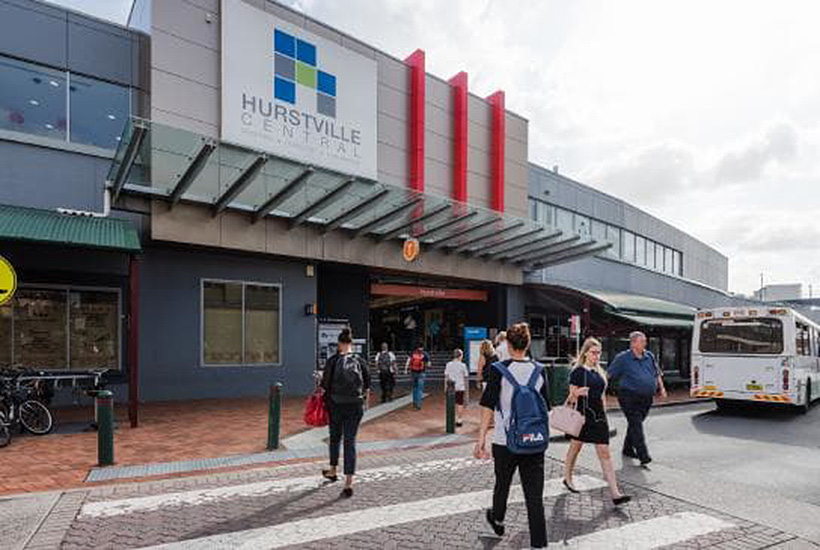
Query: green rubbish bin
546 363 571 407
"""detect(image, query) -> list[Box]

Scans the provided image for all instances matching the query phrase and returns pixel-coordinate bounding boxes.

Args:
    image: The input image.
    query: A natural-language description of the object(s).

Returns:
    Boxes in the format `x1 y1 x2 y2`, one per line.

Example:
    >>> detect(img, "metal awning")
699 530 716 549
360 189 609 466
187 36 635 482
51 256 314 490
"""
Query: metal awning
0 204 141 252
107 117 608 267
612 312 694 328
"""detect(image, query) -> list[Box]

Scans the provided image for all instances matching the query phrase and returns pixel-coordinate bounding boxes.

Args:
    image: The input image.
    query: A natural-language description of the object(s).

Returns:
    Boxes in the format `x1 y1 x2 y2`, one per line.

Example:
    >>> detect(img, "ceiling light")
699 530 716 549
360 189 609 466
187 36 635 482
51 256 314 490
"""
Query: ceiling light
49 80 60 87
28 99 40 106
107 114 116 120
45 123 54 129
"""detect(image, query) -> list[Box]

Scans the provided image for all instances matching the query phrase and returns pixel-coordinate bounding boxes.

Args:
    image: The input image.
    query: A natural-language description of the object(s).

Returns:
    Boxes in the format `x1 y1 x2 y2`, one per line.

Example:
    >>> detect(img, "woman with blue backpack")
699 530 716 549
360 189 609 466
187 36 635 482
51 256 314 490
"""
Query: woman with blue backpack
562 337 631 506
475 322 550 550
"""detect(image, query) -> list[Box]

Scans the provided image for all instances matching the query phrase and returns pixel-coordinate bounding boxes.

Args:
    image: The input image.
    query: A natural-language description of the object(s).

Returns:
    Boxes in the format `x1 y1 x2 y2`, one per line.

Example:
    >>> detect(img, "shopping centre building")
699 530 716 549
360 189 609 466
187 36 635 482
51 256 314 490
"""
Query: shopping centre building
0 0 742 416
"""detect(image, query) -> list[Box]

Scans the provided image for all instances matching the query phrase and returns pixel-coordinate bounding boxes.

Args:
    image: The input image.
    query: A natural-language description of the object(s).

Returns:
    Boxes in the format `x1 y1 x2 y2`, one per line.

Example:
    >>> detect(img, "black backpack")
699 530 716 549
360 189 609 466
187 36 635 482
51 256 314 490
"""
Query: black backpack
330 353 364 404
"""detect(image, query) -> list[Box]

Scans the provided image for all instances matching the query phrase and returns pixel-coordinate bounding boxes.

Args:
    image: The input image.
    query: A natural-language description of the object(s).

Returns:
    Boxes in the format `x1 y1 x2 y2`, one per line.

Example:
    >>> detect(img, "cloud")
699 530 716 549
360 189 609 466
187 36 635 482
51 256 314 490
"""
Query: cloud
714 122 799 185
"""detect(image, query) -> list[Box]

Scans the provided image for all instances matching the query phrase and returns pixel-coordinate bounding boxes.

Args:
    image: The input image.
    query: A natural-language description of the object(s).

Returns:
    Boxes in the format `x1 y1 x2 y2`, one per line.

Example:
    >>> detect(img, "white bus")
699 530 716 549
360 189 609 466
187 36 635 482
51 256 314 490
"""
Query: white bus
691 306 820 412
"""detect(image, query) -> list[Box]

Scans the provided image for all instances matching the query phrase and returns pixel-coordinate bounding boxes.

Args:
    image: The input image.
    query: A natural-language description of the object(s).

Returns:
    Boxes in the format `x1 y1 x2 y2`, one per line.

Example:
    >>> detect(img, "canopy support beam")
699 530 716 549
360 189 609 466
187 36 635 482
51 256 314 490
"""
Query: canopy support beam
169 139 217 206
252 167 314 224
110 123 146 201
353 197 424 238
213 155 267 215
321 188 390 234
379 203 451 241
289 178 356 227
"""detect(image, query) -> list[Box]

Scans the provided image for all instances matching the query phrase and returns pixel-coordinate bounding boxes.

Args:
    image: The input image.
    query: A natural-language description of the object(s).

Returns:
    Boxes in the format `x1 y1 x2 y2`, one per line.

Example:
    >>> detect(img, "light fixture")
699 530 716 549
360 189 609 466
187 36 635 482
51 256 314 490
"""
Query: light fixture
107 114 116 120
45 123 54 129
28 99 40 106
49 80 60 87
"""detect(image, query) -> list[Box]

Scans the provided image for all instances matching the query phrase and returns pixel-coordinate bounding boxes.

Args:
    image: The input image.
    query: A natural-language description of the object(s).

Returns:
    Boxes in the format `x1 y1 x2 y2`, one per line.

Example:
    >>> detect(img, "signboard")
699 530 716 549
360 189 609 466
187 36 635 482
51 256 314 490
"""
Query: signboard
463 326 488 374
371 283 488 302
0 256 17 306
221 0 378 180
402 238 420 262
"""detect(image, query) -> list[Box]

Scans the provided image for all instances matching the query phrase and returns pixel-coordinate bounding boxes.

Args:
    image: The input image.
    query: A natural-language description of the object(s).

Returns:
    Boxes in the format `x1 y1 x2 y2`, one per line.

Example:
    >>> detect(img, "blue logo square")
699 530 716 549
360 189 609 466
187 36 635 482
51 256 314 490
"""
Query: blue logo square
274 77 296 104
317 71 336 97
296 39 316 66
274 29 295 58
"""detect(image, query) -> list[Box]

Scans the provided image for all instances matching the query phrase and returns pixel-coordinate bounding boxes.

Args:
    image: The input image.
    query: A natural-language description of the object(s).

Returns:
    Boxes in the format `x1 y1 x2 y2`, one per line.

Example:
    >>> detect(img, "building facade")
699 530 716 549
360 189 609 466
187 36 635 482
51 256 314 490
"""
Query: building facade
0 0 740 413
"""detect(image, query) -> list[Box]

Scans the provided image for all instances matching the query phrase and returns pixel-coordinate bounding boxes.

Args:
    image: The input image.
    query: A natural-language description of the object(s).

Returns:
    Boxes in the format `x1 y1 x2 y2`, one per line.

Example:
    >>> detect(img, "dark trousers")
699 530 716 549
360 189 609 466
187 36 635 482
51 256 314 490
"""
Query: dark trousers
378 371 395 402
618 390 654 460
492 444 547 549
328 402 364 475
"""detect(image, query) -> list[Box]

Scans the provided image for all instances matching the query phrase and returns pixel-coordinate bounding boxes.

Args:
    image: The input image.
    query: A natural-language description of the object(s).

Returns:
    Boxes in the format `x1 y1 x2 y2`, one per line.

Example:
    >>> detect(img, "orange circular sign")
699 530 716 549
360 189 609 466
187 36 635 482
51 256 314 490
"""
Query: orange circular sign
403 238 420 262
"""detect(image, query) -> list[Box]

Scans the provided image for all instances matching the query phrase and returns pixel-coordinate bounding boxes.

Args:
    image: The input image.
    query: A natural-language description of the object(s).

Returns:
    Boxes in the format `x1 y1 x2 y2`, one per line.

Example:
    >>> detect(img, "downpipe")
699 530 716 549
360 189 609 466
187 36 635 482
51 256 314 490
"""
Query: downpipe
56 188 111 218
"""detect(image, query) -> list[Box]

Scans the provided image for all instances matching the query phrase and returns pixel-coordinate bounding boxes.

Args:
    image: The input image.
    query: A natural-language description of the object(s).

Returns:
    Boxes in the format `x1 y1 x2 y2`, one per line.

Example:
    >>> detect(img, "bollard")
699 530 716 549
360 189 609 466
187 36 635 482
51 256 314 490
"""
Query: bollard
96 390 114 466
445 381 455 434
267 383 283 450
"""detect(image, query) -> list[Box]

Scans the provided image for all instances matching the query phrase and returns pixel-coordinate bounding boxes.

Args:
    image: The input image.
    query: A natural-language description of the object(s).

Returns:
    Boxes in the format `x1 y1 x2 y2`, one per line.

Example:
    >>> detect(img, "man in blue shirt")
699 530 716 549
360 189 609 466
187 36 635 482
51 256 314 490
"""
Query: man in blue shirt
607 331 667 465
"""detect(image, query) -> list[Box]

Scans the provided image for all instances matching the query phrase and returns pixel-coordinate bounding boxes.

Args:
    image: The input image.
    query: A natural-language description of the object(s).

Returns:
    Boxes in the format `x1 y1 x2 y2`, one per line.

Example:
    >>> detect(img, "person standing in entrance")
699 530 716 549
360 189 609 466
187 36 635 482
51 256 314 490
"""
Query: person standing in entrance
321 327 371 498
444 349 469 427
607 331 667 466
563 337 631 505
495 331 510 361
374 342 397 403
475 323 549 550
476 340 499 393
405 343 431 410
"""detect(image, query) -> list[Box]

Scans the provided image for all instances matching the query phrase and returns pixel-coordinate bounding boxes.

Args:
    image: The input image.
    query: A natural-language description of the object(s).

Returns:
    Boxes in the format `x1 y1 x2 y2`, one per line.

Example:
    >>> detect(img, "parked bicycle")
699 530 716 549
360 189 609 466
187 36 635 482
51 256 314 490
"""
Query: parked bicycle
0 372 54 447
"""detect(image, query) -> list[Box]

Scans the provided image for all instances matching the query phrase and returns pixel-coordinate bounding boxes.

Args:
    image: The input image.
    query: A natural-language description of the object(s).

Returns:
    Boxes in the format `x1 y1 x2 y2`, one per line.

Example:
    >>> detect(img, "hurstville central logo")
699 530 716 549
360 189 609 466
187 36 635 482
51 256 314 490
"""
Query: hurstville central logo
273 29 337 118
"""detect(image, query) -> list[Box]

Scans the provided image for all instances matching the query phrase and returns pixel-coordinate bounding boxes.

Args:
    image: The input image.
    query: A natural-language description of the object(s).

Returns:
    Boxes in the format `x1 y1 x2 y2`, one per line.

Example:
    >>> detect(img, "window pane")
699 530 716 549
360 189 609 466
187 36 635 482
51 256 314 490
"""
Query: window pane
676 251 683 275
636 236 646 266
623 231 635 263
530 199 538 222
573 214 591 238
244 285 280 364
699 318 783 354
555 207 573 234
0 56 66 140
591 219 606 242
544 205 554 226
69 74 129 149
14 289 67 369
203 281 243 364
0 303 10 368
665 248 674 274
69 290 119 369
646 241 656 269
605 225 621 258
662 337 677 373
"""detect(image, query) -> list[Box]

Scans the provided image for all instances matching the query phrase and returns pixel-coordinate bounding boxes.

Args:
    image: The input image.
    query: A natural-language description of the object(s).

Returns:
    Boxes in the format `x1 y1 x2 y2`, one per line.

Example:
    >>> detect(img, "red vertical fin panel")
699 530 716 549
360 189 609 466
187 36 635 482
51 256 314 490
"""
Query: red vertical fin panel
448 71 468 203
404 49 426 193
487 90 506 212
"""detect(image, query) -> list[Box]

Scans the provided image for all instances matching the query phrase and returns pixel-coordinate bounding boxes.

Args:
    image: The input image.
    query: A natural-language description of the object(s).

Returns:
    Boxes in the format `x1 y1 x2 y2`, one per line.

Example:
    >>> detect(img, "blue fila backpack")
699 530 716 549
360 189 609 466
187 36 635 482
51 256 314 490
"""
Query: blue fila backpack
495 361 549 454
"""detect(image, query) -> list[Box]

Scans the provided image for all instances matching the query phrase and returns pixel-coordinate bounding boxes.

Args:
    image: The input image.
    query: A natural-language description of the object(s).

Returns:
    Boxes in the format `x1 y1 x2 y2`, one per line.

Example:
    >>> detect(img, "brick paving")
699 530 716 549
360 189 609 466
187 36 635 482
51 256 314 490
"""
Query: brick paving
50 443 802 550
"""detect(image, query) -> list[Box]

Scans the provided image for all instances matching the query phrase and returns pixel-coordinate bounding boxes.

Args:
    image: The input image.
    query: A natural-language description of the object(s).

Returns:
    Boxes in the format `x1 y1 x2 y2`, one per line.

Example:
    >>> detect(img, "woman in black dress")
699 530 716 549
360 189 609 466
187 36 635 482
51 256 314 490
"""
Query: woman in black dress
563 337 631 505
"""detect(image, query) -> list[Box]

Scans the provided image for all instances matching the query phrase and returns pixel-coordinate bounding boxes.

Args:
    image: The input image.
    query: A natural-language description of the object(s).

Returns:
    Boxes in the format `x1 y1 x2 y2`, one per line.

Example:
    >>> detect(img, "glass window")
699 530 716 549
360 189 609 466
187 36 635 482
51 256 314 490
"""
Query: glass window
203 280 281 365
544 204 554 226
698 318 783 354
69 290 119 369
635 236 646 267
573 214 591 238
605 225 621 258
244 284 280 364
662 337 677 373
530 199 538 222
555 207 573 234
622 230 636 263
675 251 683 275
13 289 68 369
0 56 67 140
665 248 674 275
69 74 129 149
591 219 606 242
655 242 664 271
796 323 810 356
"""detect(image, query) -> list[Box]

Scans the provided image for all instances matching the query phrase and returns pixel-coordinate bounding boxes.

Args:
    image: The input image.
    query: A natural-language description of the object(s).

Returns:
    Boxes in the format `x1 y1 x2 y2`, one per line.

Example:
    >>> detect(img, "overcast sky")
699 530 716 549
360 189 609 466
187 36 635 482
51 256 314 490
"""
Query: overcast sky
48 0 820 297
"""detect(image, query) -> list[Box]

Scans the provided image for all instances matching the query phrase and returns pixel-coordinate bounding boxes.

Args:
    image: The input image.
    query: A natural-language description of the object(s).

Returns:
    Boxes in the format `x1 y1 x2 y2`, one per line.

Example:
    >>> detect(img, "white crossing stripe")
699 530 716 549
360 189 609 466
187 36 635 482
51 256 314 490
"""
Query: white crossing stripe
558 512 734 549
141 475 609 549
81 457 486 518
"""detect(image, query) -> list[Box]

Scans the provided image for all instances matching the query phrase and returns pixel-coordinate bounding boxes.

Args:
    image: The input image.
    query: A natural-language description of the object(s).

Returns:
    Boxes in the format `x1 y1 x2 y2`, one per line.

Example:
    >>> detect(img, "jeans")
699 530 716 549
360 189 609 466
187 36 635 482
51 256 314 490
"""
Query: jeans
378 371 396 403
618 390 654 461
411 371 426 409
492 444 547 549
328 402 364 475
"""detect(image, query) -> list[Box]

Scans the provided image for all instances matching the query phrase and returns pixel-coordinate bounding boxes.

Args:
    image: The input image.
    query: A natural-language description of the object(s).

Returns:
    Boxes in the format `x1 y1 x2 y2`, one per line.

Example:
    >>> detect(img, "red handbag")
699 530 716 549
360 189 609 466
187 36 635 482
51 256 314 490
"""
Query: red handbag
304 389 329 427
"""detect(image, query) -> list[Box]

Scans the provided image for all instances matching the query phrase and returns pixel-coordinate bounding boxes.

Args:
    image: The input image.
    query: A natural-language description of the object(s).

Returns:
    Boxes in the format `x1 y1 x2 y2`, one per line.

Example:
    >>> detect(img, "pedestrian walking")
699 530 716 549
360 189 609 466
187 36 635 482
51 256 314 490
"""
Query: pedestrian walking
405 343 431 410
444 349 469 427
475 339 499 393
475 323 550 550
562 337 631 505
321 327 371 498
374 342 397 403
607 331 667 466
495 331 510 361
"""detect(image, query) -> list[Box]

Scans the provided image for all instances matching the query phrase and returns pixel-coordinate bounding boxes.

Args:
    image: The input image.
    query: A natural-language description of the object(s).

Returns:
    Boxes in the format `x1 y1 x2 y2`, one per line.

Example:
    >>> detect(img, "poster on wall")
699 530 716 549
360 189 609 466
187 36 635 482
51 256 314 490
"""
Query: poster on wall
221 0 378 180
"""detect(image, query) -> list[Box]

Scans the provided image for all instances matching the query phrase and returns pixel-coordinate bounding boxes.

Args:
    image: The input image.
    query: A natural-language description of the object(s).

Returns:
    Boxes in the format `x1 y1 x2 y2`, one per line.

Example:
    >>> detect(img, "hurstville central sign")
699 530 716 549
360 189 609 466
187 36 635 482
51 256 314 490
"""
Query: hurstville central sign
221 0 378 180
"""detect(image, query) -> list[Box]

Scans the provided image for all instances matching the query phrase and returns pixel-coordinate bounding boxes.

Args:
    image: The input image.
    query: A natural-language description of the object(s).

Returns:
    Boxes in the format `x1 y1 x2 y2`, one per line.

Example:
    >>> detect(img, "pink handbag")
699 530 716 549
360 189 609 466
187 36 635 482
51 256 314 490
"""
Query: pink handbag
549 399 586 437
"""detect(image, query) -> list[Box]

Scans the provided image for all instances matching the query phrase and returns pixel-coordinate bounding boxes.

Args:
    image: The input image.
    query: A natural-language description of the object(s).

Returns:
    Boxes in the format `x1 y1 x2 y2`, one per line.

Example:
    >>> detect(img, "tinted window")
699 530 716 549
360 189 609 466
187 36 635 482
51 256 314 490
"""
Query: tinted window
699 318 783 354
623 231 635 263
635 236 646 266
0 56 66 140
69 74 129 149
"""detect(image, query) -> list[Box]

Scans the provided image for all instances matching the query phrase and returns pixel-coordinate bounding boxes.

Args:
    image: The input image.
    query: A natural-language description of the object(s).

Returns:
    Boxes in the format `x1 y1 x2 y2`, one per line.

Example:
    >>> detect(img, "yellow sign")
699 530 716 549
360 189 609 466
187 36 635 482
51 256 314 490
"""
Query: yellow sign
403 238 420 262
0 255 17 306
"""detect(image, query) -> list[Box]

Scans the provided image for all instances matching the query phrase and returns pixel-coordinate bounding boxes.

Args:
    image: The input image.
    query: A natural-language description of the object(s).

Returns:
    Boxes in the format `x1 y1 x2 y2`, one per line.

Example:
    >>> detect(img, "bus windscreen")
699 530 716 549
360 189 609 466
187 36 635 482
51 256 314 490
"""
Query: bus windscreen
698 318 784 354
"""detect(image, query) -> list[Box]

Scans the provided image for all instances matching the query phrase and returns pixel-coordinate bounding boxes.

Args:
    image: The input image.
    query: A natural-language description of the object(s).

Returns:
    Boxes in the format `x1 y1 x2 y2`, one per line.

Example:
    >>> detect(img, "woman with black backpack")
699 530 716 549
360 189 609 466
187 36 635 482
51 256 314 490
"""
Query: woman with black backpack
321 327 371 498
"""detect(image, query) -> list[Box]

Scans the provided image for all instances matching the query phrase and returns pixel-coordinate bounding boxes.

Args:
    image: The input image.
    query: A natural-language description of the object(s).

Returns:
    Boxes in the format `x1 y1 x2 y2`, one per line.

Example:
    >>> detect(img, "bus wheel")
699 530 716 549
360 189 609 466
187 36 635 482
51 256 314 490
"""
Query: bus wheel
715 400 734 413
802 382 812 414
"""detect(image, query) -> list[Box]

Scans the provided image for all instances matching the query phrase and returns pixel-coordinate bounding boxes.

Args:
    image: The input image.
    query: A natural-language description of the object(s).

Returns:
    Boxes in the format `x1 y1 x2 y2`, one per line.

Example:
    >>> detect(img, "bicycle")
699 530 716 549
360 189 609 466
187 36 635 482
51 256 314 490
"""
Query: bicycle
0 373 54 447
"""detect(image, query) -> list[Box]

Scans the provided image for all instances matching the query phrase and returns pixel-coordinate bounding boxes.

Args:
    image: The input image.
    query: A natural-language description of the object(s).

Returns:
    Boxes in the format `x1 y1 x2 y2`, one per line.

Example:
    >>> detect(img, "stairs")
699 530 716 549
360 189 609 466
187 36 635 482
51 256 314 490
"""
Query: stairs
368 350 456 384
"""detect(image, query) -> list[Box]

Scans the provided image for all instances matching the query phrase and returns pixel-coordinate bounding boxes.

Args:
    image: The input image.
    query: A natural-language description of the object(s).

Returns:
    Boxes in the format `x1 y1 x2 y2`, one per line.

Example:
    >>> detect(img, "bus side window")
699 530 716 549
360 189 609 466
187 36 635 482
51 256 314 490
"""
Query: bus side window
796 323 810 356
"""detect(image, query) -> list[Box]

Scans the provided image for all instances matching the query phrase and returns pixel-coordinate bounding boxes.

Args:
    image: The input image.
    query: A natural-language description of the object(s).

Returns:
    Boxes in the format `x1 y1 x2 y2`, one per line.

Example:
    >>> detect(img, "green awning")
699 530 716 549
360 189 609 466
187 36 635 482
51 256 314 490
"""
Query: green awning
553 284 696 317
613 312 694 328
0 205 141 252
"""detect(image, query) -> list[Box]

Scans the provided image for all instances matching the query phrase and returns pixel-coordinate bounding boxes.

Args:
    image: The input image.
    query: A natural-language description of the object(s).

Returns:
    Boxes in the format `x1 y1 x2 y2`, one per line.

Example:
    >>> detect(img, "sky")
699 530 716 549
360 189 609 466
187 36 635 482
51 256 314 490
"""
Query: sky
46 0 820 297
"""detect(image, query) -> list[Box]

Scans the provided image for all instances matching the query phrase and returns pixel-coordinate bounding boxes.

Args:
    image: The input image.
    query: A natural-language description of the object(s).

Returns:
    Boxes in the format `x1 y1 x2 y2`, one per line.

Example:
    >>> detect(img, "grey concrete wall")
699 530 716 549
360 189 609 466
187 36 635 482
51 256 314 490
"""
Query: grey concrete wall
529 163 729 291
149 0 529 216
138 245 317 400
0 0 149 91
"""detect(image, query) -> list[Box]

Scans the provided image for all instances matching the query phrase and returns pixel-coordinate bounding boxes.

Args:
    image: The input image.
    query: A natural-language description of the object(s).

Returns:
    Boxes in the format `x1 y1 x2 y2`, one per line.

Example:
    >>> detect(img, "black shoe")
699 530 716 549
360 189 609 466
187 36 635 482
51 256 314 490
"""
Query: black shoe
562 479 580 494
622 449 639 459
485 509 505 536
322 469 338 482
455 421 463 427
639 457 653 466
613 495 632 506
341 487 353 498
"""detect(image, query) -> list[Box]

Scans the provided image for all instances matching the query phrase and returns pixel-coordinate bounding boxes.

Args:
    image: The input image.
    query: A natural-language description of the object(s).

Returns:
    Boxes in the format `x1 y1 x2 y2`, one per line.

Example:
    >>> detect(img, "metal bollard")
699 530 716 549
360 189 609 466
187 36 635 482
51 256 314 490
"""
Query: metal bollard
267 383 283 450
445 382 455 434
96 390 114 466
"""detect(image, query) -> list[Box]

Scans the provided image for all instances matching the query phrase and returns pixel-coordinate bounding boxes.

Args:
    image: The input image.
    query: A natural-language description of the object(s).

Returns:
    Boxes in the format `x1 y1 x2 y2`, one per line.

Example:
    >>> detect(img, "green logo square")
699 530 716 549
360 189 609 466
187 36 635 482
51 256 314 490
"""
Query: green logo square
296 62 317 88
